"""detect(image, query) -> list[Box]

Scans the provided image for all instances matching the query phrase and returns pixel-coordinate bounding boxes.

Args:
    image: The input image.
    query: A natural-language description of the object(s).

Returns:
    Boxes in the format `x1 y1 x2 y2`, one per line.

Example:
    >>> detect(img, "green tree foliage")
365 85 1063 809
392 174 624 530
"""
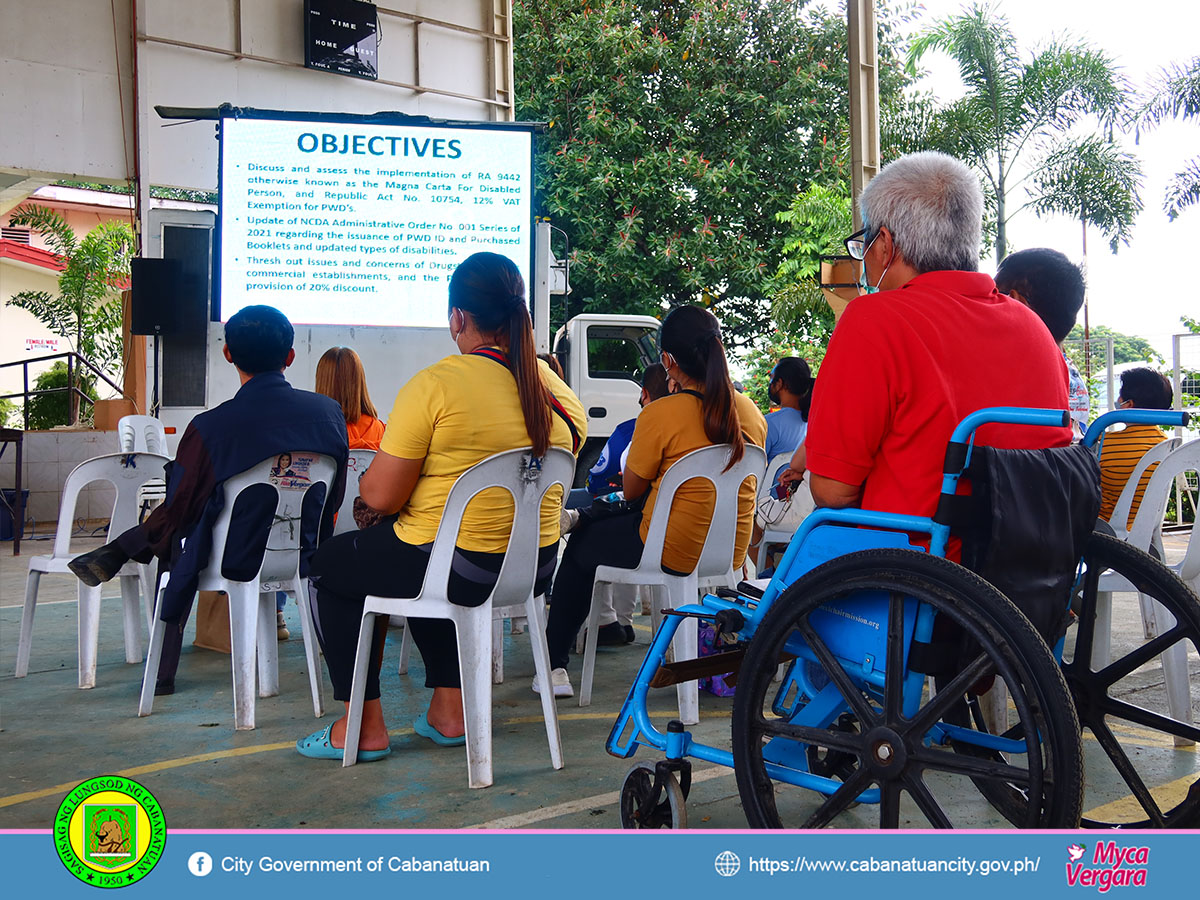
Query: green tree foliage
1065 324 1162 366
6 204 131 424
740 330 826 414
25 362 99 430
908 2 1138 262
514 0 911 344
1137 56 1200 220
771 182 848 340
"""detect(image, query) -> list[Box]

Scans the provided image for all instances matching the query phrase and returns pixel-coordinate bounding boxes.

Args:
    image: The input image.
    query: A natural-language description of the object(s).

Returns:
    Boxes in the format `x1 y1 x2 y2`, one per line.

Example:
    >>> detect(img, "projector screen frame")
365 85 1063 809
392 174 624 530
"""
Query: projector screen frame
214 106 544 328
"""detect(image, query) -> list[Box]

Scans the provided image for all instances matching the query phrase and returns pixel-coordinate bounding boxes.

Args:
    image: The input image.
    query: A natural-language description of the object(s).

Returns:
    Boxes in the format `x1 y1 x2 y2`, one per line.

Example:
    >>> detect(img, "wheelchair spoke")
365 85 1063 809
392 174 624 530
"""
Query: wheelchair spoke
911 746 1033 787
906 652 993 739
1095 625 1189 686
756 716 864 756
1089 720 1168 827
1098 697 1200 745
884 592 906 721
879 782 902 829
902 774 953 828
795 616 880 728
803 768 873 829
1072 560 1102 665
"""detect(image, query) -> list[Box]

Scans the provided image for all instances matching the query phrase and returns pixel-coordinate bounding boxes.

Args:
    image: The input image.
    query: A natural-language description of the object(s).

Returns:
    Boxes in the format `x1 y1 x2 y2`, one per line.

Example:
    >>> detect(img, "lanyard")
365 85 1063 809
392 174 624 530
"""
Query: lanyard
470 348 581 453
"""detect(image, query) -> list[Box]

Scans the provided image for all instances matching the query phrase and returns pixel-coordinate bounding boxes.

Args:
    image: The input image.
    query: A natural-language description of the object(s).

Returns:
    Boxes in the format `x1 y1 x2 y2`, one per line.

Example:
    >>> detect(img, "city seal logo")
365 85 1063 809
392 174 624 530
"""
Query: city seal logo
54 776 166 888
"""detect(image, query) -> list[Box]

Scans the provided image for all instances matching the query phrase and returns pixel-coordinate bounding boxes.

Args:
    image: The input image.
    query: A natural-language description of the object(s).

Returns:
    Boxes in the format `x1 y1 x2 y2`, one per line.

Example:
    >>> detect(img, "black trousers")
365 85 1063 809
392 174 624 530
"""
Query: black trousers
546 511 646 670
309 519 556 701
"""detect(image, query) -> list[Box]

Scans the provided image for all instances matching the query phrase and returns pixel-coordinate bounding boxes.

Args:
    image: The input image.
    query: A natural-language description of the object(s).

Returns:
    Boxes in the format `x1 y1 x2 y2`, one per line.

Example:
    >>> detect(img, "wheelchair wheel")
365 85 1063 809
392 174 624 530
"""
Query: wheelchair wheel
619 761 687 829
732 548 1083 828
1064 531 1200 828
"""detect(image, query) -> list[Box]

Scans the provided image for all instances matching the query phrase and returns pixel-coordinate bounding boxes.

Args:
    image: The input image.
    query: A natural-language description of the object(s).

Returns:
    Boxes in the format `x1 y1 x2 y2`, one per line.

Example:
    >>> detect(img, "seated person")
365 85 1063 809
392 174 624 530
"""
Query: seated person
805 152 1072 534
752 357 814 564
68 305 349 692
994 247 1088 436
1098 367 1174 529
585 363 670 496
315 346 386 450
296 252 585 759
543 305 767 696
570 363 670 645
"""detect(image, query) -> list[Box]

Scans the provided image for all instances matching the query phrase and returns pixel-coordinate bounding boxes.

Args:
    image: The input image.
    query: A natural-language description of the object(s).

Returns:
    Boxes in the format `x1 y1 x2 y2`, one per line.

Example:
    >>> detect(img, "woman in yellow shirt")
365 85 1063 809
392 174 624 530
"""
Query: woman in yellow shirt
542 305 767 697
296 252 586 761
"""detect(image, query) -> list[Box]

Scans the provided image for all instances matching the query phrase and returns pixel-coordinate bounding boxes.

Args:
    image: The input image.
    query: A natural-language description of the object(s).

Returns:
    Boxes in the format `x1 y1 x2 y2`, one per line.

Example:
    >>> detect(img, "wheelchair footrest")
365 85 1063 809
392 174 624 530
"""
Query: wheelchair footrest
649 650 796 688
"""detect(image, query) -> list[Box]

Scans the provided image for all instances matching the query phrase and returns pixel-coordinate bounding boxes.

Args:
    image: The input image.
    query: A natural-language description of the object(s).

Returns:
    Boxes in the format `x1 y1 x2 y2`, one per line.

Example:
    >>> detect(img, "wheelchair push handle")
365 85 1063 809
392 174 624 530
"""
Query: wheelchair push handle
948 407 1071 445
1082 409 1191 449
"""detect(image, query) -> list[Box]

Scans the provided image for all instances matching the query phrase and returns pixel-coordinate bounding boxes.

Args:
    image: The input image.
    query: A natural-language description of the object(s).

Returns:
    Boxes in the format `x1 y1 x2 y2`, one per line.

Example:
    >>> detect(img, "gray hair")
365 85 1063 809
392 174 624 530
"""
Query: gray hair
858 151 983 273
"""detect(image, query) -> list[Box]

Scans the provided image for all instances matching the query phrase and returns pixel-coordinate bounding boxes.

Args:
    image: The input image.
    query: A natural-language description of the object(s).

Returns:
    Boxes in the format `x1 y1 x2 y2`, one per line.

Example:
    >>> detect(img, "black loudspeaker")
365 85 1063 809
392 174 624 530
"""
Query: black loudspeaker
130 257 186 335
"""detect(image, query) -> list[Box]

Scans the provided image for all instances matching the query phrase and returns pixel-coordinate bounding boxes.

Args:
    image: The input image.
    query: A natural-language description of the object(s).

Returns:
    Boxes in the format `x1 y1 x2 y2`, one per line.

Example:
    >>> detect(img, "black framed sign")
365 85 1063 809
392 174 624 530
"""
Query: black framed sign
304 0 378 81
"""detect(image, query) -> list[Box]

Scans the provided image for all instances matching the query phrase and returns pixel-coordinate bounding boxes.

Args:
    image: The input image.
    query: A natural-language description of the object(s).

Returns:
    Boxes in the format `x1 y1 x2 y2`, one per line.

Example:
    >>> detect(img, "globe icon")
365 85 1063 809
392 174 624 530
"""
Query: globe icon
714 850 741 877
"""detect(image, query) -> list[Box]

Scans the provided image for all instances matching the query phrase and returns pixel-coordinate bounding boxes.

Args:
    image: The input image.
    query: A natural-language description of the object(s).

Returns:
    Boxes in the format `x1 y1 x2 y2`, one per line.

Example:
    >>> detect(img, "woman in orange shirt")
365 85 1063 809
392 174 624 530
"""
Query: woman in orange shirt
315 347 385 449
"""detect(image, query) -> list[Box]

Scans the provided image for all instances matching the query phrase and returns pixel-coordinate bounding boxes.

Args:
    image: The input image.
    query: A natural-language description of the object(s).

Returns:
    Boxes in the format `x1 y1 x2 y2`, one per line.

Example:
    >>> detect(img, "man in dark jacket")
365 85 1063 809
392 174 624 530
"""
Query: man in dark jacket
70 305 348 692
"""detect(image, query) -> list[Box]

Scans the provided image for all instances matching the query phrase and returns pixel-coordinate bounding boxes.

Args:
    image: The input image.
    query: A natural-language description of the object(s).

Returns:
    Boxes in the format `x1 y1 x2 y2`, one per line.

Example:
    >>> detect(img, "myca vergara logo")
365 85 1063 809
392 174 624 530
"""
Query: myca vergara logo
1065 841 1149 892
54 776 166 888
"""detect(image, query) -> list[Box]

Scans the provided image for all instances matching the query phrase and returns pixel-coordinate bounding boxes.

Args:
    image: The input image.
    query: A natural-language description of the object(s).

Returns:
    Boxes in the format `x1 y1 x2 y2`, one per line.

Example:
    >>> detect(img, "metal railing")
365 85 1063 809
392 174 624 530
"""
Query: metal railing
0 352 124 428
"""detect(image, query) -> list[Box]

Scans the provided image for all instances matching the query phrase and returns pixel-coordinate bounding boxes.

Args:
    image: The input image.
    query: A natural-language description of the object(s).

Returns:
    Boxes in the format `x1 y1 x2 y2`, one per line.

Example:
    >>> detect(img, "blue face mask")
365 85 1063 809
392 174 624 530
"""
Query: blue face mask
857 229 891 294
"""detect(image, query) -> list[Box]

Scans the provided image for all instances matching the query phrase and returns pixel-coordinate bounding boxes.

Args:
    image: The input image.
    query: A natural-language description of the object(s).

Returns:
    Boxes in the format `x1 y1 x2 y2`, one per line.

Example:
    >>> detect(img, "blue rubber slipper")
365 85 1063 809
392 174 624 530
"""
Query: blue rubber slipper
295 724 392 761
412 711 466 747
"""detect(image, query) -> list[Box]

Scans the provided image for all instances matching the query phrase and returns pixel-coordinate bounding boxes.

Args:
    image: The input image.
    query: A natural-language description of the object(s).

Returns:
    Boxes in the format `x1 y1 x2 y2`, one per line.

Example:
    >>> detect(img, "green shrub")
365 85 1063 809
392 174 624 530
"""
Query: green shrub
26 362 98 430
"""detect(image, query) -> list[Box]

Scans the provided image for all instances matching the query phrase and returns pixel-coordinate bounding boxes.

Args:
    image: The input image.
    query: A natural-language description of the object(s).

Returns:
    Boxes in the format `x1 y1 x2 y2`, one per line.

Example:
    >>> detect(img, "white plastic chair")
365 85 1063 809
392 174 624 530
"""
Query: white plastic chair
117 415 168 454
138 452 339 730
16 452 169 688
1106 437 1181 548
332 449 377 536
1094 438 1199 746
578 443 766 724
343 447 575 788
756 451 796 570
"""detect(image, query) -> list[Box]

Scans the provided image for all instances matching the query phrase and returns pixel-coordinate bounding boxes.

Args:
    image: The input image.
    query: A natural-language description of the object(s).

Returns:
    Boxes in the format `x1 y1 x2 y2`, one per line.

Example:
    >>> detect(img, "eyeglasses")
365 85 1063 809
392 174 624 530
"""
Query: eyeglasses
844 228 875 260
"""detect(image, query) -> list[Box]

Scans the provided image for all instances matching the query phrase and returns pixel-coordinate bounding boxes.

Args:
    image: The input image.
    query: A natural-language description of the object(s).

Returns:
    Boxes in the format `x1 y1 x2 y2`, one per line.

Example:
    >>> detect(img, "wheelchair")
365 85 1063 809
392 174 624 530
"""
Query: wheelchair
607 407 1199 829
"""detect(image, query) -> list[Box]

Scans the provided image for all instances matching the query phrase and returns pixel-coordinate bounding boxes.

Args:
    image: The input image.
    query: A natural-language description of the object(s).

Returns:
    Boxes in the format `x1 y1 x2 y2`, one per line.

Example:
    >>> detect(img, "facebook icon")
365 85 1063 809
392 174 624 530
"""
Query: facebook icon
188 851 214 877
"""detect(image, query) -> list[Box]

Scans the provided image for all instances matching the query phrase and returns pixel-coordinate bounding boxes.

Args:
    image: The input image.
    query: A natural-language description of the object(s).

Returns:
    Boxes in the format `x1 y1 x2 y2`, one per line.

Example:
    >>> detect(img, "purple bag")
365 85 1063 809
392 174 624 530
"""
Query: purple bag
697 621 736 697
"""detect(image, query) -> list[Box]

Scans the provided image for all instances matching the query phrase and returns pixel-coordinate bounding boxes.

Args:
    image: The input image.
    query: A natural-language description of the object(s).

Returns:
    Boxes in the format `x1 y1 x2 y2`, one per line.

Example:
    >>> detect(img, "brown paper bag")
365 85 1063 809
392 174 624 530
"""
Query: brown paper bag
193 591 231 654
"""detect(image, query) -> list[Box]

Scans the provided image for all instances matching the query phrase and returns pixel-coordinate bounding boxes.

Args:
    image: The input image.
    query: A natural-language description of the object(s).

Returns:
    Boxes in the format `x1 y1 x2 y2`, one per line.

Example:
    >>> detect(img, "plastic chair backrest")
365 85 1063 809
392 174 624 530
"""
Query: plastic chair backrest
205 452 339 587
52 453 170 558
117 415 168 455
759 451 792 501
1128 439 1200 582
1109 436 1182 536
333 449 377 536
638 443 767 579
419 447 576 605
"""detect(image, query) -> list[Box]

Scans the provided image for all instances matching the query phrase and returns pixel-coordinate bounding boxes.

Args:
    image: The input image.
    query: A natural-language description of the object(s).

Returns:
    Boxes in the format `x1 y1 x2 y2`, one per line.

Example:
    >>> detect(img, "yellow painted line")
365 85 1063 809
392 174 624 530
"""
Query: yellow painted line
1083 772 1199 823
0 710 725 809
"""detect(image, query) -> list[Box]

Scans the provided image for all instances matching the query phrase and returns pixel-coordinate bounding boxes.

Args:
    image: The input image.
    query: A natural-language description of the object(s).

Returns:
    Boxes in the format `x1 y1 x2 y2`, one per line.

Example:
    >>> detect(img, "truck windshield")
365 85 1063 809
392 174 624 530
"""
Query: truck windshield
586 325 659 382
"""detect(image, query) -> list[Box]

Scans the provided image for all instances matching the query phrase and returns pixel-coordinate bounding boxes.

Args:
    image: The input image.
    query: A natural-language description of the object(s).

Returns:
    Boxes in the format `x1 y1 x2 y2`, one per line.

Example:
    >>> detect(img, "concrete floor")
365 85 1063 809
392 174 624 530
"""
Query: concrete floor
0 529 1196 830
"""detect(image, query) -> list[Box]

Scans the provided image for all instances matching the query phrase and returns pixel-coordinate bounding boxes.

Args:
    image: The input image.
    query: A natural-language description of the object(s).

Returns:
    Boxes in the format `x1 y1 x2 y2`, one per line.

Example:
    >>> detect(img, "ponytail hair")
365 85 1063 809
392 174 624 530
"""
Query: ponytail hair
660 305 744 469
449 252 552 456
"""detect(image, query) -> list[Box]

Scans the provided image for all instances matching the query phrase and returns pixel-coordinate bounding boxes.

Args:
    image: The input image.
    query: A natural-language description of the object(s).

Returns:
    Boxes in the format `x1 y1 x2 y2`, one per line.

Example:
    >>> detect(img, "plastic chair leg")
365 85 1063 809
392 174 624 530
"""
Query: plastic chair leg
120 575 144 665
298 579 326 718
342 611 379 767
579 581 609 708
1143 597 1196 747
1092 589 1113 671
15 570 41 678
228 584 259 730
455 607 494 789
525 592 564 770
139 562 157 636
256 590 279 698
397 625 411 675
77 582 102 689
491 616 505 684
138 581 168 717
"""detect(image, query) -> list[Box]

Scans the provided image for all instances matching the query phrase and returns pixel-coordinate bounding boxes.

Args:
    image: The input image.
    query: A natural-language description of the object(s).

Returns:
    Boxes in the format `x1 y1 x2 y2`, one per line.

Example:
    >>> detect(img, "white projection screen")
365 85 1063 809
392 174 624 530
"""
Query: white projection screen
218 114 534 327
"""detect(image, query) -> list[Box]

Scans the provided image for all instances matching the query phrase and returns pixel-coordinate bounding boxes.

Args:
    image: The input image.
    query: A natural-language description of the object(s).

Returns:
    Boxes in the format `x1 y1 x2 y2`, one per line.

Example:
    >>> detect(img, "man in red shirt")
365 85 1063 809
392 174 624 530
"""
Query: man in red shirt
804 152 1071 526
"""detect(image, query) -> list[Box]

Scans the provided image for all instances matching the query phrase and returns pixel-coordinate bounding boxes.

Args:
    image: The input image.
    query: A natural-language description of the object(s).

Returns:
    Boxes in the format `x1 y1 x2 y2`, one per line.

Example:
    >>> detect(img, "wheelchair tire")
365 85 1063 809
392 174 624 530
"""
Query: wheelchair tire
1064 531 1200 828
619 761 687 829
731 548 1083 828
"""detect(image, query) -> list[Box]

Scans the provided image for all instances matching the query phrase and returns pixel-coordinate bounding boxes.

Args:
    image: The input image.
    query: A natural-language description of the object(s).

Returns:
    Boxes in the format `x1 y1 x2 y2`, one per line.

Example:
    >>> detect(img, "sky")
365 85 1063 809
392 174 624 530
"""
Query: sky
879 0 1199 365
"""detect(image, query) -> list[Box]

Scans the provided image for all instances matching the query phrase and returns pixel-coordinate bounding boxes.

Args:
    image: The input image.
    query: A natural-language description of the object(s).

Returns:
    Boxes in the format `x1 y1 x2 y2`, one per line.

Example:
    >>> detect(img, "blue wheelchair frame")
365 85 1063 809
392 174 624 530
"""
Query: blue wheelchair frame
606 406 1192 811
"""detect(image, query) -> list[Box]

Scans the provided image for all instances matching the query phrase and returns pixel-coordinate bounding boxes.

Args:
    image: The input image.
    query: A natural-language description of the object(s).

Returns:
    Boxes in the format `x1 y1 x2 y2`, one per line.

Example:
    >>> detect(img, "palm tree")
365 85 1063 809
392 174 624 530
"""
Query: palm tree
1137 55 1200 220
908 2 1139 263
6 204 133 424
